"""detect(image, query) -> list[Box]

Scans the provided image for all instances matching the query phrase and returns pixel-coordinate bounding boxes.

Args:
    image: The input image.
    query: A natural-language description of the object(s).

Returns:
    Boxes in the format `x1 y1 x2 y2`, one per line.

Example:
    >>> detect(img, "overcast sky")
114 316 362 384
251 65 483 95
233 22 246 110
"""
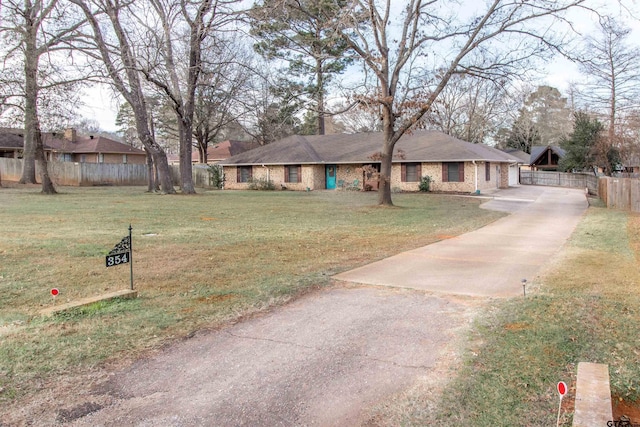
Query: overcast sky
81 0 640 133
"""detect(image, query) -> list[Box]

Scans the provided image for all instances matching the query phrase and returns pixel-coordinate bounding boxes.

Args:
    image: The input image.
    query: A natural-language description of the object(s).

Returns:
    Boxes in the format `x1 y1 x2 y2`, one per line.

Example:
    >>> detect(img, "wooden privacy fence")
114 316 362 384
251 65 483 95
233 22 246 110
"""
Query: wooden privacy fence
520 171 599 195
598 177 640 212
0 158 218 188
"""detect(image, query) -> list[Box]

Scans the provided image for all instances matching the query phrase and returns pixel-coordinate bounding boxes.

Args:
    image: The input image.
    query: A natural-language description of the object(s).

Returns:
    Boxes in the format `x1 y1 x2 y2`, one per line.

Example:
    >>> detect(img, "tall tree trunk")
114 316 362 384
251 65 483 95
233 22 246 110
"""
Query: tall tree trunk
20 7 38 184
34 127 56 194
22 12 55 194
316 58 325 135
179 122 195 193
609 81 616 147
152 150 173 193
377 127 394 206
145 149 157 192
135 109 174 194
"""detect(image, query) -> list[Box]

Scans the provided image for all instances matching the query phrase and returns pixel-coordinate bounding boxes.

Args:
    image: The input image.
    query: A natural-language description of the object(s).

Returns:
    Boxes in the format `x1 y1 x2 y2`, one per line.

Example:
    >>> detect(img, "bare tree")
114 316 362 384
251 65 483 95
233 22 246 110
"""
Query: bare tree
421 74 511 144
576 15 640 149
70 0 176 193
192 36 254 163
322 0 590 205
133 0 240 194
332 100 381 133
0 0 86 193
240 64 303 145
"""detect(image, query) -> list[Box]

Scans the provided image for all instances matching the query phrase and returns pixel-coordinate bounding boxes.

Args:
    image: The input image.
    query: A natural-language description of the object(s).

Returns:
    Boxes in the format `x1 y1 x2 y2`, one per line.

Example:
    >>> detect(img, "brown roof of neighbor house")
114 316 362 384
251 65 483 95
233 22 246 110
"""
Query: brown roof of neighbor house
169 140 261 163
0 132 24 149
219 131 520 166
208 140 260 161
43 134 146 155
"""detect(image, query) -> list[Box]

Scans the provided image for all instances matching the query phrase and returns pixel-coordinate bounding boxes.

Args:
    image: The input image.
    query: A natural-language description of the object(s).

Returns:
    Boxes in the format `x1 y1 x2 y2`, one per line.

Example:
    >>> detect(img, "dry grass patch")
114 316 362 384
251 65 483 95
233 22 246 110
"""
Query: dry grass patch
394 206 640 426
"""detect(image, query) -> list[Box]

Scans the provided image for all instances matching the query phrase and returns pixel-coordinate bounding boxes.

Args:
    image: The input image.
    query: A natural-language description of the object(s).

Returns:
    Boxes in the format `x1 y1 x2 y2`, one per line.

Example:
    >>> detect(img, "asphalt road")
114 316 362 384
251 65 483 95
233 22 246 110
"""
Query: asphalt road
65 186 587 426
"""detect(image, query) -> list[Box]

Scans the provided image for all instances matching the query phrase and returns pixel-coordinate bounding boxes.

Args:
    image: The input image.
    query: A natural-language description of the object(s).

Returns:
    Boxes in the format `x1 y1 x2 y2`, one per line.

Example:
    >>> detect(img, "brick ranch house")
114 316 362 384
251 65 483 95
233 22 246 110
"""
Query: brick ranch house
219 131 522 193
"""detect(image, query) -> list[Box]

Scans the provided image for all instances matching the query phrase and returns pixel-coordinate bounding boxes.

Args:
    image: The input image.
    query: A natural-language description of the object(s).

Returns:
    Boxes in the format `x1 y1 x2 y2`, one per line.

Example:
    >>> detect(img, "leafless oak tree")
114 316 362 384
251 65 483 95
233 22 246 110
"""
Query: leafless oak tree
132 0 240 194
325 0 590 205
71 0 176 193
0 0 86 193
576 15 640 148
420 74 511 144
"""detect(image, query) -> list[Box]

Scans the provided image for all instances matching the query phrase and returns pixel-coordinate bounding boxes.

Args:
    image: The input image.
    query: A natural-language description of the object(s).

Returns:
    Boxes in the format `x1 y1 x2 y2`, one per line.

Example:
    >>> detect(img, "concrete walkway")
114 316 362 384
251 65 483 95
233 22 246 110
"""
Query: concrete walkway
334 186 588 297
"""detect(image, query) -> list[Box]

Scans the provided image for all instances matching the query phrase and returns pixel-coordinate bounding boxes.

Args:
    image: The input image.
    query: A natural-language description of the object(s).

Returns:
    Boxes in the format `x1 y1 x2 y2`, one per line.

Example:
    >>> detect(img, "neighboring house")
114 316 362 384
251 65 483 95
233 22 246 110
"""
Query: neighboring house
167 140 260 164
44 129 146 164
219 131 521 192
530 145 566 171
0 128 146 164
0 131 24 158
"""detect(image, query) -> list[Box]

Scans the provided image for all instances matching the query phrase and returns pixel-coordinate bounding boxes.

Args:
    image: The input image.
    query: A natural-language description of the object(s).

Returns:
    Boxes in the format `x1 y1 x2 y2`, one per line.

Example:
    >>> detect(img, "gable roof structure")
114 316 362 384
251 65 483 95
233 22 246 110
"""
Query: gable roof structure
0 132 24 150
43 134 145 155
530 145 566 165
0 129 145 156
219 131 519 166
207 140 261 161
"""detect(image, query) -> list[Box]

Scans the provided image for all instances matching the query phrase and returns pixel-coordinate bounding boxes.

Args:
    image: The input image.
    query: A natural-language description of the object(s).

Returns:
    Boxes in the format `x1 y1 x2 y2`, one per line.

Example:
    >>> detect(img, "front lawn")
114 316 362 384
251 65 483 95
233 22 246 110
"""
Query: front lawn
0 187 503 409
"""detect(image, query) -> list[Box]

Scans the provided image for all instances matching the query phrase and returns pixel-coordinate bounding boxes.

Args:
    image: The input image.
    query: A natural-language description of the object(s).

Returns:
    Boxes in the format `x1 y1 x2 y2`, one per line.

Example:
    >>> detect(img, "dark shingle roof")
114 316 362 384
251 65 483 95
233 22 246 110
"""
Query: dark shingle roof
43 134 145 155
219 131 519 166
0 130 145 155
0 132 24 149
530 145 566 165
500 148 530 163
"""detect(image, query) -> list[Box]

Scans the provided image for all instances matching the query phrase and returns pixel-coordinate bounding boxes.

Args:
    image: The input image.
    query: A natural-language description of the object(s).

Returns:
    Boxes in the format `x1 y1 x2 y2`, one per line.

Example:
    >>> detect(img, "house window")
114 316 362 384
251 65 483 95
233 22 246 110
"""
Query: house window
237 166 252 183
123 154 128 164
401 163 421 182
285 165 302 183
58 153 72 162
98 153 104 163
485 162 490 181
80 154 86 163
442 162 464 182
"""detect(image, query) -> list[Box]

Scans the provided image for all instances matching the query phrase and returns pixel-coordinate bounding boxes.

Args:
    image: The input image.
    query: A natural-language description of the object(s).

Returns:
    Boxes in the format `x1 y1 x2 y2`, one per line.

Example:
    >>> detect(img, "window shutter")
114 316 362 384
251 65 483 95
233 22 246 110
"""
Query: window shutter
442 163 448 182
297 165 302 183
458 162 465 182
237 167 240 183
416 163 422 179
284 166 289 182
401 164 407 182
248 167 252 180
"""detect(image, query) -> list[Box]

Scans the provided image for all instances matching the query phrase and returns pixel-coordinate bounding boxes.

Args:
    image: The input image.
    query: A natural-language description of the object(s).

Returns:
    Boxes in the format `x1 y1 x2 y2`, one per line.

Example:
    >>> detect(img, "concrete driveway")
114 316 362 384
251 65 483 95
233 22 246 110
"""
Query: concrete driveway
63 186 587 426
334 186 588 297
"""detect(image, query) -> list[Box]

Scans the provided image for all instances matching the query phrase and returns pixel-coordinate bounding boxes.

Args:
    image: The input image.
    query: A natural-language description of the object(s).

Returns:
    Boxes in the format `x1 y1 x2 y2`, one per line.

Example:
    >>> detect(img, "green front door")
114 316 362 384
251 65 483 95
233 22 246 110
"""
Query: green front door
326 165 337 189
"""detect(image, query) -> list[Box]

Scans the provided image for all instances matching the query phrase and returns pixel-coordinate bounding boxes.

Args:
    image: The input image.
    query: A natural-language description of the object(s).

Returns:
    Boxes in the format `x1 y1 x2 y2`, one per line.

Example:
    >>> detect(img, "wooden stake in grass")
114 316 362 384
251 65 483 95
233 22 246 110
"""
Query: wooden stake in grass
557 381 567 427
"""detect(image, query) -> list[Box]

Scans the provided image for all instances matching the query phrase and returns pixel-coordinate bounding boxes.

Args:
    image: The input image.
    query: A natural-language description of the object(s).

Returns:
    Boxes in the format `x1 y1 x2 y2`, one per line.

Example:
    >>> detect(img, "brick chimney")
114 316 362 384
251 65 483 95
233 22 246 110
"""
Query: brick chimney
64 128 77 143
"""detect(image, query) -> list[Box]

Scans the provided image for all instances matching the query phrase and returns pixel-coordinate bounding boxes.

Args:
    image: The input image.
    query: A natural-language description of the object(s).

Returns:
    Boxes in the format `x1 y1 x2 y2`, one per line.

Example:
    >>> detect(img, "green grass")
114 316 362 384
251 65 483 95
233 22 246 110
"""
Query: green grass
392 206 640 426
0 186 503 406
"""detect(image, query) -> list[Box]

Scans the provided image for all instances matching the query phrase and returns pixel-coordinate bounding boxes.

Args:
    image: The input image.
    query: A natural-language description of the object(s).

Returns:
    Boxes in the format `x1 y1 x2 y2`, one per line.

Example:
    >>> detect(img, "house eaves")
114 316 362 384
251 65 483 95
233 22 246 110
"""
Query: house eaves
219 131 518 166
